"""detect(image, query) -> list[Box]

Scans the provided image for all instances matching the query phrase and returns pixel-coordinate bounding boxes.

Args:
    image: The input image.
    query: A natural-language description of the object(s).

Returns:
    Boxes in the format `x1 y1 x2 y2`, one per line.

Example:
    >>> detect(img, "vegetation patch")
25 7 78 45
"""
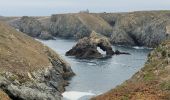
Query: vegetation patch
160 81 170 90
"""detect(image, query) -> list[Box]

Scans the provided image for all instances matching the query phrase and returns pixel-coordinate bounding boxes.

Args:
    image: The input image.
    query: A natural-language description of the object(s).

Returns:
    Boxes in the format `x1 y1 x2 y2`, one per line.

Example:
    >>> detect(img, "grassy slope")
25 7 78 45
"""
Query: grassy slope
75 13 112 32
92 40 170 100
0 21 68 77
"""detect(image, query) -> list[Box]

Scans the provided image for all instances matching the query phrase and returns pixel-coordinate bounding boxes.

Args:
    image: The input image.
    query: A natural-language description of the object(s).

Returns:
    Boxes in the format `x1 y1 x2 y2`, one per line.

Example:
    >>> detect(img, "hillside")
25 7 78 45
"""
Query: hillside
7 11 170 47
92 40 170 100
0 21 74 100
44 13 113 38
97 11 170 47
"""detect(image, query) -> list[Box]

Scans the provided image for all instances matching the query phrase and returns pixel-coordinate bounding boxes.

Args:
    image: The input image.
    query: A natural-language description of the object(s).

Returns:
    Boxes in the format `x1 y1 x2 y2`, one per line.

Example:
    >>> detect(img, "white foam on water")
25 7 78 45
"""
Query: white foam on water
62 91 95 100
87 62 97 66
133 46 144 49
133 46 152 50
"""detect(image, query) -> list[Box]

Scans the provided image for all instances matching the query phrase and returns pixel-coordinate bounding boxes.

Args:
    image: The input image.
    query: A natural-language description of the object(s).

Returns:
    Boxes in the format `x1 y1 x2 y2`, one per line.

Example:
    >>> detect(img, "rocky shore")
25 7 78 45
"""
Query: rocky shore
6 11 170 47
0 21 74 100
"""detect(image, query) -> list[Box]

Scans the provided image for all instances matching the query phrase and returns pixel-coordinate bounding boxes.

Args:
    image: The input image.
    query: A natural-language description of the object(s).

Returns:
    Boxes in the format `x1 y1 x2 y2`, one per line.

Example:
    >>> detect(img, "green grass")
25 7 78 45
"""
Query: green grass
143 72 154 81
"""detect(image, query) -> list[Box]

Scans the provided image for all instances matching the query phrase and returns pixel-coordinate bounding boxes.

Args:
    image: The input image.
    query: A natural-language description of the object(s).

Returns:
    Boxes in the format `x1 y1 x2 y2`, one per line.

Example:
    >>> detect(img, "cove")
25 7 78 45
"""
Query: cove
40 38 151 100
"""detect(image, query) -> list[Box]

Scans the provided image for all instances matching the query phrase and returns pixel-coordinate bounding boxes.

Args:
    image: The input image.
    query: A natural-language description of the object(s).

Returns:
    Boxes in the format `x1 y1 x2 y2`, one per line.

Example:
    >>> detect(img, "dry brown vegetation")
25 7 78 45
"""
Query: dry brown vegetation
0 21 67 77
76 13 112 32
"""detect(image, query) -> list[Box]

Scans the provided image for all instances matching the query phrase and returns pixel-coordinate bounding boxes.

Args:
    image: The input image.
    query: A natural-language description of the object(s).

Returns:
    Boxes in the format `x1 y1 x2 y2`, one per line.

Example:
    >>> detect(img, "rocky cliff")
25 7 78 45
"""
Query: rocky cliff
92 40 170 100
9 13 113 39
50 13 113 38
9 16 54 40
97 11 170 47
0 21 74 100
8 11 170 47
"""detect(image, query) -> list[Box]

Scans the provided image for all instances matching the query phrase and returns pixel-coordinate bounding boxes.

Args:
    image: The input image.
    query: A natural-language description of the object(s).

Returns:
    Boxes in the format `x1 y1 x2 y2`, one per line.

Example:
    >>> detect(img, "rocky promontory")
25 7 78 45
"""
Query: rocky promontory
0 21 74 100
8 13 113 39
66 31 129 59
92 40 170 100
97 11 170 47
7 11 170 48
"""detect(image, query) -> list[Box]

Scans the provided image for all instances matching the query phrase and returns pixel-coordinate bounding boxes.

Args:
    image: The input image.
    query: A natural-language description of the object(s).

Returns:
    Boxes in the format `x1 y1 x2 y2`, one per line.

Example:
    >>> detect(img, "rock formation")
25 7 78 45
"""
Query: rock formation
66 31 129 59
49 13 113 38
0 21 74 100
66 31 113 58
7 11 170 47
9 13 113 39
97 11 170 47
92 40 170 100
9 16 54 40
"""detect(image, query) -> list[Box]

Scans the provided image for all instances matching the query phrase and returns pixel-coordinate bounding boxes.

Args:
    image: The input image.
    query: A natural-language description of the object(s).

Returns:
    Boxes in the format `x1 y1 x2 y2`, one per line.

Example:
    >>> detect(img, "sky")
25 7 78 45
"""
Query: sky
0 0 170 16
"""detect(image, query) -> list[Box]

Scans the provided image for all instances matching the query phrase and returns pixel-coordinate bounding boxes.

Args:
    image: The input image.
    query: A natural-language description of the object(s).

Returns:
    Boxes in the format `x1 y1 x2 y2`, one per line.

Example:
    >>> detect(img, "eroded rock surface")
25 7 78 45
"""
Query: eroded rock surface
66 31 129 59
97 11 170 47
66 31 113 58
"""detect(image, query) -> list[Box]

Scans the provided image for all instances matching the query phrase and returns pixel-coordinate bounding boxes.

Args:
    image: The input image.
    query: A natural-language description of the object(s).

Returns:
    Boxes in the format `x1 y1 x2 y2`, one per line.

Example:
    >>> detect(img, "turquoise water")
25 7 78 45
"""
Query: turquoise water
40 38 151 100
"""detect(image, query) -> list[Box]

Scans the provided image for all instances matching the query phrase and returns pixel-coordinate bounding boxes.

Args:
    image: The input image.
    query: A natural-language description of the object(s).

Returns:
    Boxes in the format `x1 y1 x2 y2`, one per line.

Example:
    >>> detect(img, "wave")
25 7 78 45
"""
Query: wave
62 91 95 100
132 46 152 50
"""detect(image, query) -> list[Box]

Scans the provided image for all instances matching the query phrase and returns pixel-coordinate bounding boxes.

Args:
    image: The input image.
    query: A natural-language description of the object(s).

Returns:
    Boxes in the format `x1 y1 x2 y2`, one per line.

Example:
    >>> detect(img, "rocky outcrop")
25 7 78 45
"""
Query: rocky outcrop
50 13 113 38
9 13 113 39
0 21 74 100
92 40 170 100
97 11 170 47
9 16 54 40
66 31 129 59
66 31 114 58
8 11 170 47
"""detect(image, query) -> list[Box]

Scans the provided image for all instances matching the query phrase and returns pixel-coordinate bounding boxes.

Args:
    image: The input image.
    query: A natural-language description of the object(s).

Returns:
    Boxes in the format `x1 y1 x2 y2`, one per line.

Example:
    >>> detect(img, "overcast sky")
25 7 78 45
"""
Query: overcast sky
0 0 170 16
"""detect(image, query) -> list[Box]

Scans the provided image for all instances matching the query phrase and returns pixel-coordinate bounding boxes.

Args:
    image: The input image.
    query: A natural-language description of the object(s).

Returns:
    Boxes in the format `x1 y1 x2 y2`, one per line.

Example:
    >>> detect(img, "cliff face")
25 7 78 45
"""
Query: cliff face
50 13 113 38
98 11 170 47
0 21 74 100
8 11 170 47
9 13 113 39
9 16 53 40
92 40 170 100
